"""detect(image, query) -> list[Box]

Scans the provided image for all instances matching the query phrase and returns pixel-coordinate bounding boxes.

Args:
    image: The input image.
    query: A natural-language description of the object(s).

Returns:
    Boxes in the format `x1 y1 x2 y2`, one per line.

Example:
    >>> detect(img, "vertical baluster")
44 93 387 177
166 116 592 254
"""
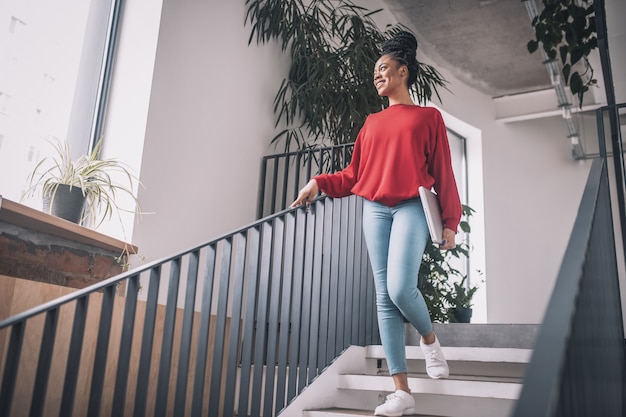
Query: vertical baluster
264 217 286 417
355 197 369 346
0 321 25 417
327 198 342 358
111 275 140 416
237 227 261 417
154 257 181 417
134 266 162 417
280 154 291 211
223 232 248 416
286 209 306 402
258 157 269 219
308 199 325 383
294 152 302 202
318 198 333 369
297 200 316 393
344 196 356 347
208 239 234 417
173 251 200 415
274 210 300 412
87 284 116 417
270 156 279 214
335 197 349 355
29 307 59 417
60 295 89 417
250 222 274 417
191 244 217 416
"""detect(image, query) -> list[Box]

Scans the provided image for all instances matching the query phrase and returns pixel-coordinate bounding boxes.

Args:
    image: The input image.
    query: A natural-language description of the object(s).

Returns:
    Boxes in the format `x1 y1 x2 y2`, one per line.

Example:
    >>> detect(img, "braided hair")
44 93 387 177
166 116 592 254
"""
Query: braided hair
380 31 419 87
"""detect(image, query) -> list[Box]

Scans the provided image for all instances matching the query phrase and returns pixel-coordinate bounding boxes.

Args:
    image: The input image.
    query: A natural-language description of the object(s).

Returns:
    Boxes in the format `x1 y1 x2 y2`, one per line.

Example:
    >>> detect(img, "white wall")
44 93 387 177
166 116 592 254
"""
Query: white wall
127 0 288 262
106 0 597 324
425 57 592 323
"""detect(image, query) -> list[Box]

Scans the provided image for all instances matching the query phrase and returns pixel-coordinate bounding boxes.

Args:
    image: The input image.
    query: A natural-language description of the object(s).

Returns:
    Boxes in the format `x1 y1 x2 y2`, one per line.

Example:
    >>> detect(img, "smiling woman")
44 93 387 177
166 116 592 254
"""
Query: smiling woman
0 0 121 210
290 30 463 417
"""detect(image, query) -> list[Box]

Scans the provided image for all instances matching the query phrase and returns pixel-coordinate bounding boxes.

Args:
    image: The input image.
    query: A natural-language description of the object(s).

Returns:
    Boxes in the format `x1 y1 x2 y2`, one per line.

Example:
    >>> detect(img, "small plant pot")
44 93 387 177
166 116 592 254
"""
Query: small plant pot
43 184 86 223
450 307 472 323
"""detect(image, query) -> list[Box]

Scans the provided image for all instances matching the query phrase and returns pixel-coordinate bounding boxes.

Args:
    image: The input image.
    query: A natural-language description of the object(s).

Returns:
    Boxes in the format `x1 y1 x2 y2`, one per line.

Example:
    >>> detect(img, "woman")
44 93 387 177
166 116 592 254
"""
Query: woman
290 30 462 416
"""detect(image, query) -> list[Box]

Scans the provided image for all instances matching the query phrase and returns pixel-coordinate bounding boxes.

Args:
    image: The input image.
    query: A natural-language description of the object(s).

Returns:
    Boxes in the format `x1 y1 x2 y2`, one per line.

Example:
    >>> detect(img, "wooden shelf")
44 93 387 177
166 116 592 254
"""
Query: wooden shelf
0 196 137 254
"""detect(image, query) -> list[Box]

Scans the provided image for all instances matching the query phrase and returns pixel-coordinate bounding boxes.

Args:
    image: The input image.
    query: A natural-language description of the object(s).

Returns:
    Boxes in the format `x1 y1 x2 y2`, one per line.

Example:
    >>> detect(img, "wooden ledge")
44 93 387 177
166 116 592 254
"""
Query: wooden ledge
0 196 137 254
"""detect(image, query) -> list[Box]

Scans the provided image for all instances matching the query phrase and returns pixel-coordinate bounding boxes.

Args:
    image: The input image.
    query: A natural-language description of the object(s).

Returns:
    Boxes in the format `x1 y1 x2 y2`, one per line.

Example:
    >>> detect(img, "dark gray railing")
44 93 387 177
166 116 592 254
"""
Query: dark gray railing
0 195 377 417
511 156 625 416
596 102 626 264
257 144 354 219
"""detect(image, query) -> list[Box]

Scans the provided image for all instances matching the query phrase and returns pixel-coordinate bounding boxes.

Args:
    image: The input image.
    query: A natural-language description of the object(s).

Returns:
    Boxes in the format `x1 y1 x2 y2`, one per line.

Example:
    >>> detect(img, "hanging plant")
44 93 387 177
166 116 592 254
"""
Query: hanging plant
527 0 597 107
245 0 448 152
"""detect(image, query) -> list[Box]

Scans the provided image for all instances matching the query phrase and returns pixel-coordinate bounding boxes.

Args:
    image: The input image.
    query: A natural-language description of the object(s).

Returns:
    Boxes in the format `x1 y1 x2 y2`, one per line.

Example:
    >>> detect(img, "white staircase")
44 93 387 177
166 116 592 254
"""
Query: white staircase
279 324 538 417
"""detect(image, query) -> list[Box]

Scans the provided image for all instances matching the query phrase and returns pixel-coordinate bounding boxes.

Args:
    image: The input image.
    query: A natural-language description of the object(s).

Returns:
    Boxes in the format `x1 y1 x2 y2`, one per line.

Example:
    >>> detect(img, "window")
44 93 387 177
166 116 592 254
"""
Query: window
0 0 119 208
447 127 470 277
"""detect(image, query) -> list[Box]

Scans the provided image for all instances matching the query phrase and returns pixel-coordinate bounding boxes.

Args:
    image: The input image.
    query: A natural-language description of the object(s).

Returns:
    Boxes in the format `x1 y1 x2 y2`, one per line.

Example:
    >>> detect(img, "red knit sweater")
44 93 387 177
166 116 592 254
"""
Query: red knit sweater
314 104 462 232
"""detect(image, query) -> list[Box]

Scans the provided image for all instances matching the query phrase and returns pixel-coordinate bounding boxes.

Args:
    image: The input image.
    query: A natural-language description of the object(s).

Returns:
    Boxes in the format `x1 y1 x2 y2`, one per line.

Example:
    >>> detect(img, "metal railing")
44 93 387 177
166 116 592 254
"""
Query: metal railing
511 145 626 414
596 103 626 264
0 195 378 417
256 144 354 219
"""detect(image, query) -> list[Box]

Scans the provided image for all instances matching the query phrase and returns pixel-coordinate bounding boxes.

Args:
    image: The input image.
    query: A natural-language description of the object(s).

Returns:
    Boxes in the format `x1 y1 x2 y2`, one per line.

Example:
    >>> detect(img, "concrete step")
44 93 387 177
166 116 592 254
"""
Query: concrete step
328 373 520 417
337 374 521 400
304 408 438 417
367 345 532 380
367 345 532 362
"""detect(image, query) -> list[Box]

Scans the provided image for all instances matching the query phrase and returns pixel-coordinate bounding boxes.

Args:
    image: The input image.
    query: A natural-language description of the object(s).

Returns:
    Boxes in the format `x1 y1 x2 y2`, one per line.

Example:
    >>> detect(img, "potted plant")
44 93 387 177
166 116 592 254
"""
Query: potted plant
23 137 142 229
444 275 481 323
526 0 597 106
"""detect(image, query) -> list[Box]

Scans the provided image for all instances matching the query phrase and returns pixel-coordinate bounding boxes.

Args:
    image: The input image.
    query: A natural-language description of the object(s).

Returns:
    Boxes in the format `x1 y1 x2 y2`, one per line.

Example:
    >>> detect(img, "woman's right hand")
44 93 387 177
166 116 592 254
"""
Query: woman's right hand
290 179 319 208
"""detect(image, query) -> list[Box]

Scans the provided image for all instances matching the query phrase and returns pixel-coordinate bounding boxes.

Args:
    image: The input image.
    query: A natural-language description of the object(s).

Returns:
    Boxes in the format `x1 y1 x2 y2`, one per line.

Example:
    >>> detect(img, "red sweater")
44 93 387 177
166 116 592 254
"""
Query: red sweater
314 104 462 232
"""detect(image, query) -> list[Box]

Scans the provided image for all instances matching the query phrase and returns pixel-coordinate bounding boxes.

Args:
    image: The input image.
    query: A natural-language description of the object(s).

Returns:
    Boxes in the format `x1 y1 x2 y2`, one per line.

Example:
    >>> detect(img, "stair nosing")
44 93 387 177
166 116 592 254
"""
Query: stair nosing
337 374 522 400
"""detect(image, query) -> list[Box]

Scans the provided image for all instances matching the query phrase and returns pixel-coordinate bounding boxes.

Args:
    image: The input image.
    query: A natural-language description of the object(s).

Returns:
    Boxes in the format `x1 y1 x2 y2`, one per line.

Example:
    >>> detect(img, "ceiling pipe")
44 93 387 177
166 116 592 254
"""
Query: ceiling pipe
522 0 584 160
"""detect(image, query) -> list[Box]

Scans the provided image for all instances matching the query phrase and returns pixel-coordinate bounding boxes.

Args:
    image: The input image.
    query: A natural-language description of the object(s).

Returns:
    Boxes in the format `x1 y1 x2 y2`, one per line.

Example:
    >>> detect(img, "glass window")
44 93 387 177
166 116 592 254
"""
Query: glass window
0 0 117 208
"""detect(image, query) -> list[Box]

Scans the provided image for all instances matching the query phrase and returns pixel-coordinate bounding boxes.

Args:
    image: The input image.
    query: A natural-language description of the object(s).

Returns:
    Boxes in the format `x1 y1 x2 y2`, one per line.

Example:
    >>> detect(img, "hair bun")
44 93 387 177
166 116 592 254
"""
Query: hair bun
381 30 418 56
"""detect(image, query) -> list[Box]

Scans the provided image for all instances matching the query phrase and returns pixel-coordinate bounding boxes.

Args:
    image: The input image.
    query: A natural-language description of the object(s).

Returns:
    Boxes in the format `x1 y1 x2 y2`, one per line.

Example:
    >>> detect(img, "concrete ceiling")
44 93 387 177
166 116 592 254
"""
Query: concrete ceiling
383 0 623 98
382 0 554 98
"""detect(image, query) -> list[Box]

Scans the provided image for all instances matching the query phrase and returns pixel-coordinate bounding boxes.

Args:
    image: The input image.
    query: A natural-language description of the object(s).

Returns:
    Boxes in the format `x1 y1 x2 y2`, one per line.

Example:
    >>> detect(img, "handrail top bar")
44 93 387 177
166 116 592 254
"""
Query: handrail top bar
597 102 626 111
261 143 355 160
0 195 326 330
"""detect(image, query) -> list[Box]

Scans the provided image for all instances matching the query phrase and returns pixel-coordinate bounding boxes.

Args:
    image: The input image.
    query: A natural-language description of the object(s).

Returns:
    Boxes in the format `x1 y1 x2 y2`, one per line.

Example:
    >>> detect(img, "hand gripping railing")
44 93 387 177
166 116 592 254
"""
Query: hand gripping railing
0 195 378 417
257 143 354 219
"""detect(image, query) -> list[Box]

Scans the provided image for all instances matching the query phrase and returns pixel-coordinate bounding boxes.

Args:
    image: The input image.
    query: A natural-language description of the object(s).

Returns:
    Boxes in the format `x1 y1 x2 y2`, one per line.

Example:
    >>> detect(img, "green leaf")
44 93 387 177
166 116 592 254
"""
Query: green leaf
562 63 571 82
570 46 584 66
527 40 539 54
570 72 583 93
559 45 569 65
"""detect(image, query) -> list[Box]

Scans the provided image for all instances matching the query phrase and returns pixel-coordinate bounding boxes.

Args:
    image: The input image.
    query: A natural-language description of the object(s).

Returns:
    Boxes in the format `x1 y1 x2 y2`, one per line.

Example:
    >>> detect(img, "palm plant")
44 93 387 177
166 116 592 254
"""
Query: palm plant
246 0 474 322
245 0 448 152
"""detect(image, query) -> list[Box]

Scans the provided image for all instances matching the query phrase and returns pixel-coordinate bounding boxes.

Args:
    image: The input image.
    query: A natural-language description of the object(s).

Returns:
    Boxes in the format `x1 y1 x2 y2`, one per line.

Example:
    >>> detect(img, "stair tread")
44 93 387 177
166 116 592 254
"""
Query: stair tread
338 374 521 399
373 371 522 384
305 408 437 416
366 345 532 363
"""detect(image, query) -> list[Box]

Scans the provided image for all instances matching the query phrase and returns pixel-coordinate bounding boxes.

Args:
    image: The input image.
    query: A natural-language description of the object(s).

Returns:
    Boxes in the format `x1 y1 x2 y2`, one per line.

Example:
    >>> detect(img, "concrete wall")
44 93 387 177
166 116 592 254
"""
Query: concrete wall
105 0 596 324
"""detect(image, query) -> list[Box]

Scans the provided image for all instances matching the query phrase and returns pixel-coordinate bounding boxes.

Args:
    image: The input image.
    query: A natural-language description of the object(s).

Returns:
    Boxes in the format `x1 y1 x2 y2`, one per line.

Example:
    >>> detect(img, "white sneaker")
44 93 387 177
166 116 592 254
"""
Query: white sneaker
374 390 415 416
420 335 449 379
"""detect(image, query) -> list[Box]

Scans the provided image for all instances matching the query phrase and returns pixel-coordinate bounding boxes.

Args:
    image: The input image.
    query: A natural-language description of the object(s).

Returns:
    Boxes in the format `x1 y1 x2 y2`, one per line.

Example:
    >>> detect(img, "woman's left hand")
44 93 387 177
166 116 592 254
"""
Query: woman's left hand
439 228 456 250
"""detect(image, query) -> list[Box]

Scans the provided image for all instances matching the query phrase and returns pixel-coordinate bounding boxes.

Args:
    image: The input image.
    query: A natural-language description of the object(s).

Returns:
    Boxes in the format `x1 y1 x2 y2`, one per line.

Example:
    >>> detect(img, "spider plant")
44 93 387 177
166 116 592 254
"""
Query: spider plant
23 137 142 229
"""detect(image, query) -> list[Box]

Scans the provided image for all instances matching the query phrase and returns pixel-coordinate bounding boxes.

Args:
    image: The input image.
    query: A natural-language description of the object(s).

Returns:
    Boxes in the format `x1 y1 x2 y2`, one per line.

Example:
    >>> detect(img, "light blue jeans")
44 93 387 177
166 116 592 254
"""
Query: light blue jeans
362 197 432 375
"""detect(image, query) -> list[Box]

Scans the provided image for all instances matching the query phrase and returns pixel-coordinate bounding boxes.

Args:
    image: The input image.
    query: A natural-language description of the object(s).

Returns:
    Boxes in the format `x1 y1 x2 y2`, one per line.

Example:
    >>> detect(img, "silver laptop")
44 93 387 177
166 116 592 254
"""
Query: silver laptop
418 186 444 244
